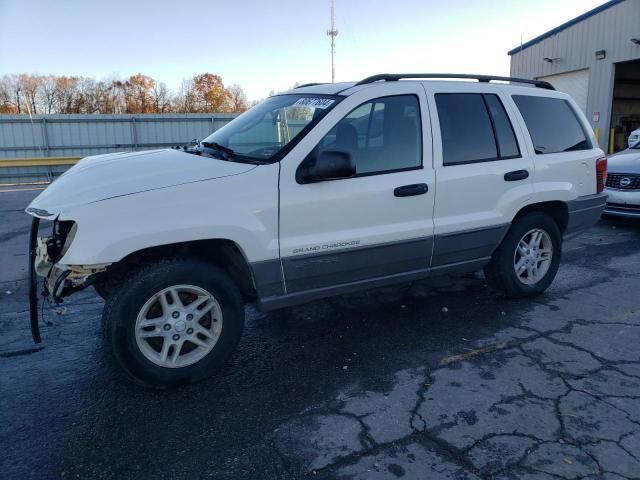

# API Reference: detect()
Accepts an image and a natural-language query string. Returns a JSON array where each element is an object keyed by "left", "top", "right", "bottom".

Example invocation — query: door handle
[
  {"left": 394, "top": 183, "right": 428, "bottom": 197},
  {"left": 504, "top": 170, "right": 529, "bottom": 182}
]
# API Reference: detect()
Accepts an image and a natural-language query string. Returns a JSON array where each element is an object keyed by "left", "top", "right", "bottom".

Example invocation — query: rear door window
[
  {"left": 512, "top": 95, "right": 591, "bottom": 154},
  {"left": 484, "top": 94, "right": 520, "bottom": 158},
  {"left": 435, "top": 93, "right": 520, "bottom": 166}
]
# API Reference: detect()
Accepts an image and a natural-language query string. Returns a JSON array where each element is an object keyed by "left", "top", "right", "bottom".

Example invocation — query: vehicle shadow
[{"left": 600, "top": 214, "right": 640, "bottom": 229}]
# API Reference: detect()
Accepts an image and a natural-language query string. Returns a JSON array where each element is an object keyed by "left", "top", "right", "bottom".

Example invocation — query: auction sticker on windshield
[{"left": 293, "top": 97, "right": 335, "bottom": 109}]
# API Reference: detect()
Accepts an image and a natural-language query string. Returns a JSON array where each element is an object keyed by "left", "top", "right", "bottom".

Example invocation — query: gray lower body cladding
[
  {"left": 430, "top": 224, "right": 509, "bottom": 266},
  {"left": 283, "top": 237, "right": 433, "bottom": 293},
  {"left": 565, "top": 193, "right": 607, "bottom": 237},
  {"left": 253, "top": 225, "right": 508, "bottom": 311},
  {"left": 252, "top": 194, "right": 604, "bottom": 311}
]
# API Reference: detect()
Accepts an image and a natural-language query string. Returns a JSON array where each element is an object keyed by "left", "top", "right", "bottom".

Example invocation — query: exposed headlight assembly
[{"left": 47, "top": 220, "right": 77, "bottom": 262}]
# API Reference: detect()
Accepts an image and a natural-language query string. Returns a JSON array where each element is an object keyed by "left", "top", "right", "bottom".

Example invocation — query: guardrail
[{"left": 0, "top": 157, "right": 81, "bottom": 185}]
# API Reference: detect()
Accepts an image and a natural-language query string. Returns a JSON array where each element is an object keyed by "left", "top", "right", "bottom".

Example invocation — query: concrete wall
[{"left": 509, "top": 0, "right": 640, "bottom": 150}]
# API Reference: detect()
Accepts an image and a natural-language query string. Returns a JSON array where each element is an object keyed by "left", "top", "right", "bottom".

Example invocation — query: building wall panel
[{"left": 510, "top": 0, "right": 640, "bottom": 150}]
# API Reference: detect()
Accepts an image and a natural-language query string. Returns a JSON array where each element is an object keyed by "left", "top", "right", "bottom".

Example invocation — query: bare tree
[
  {"left": 152, "top": 82, "right": 172, "bottom": 113},
  {"left": 39, "top": 75, "right": 57, "bottom": 114},
  {"left": 226, "top": 84, "right": 248, "bottom": 113},
  {"left": 174, "top": 79, "right": 197, "bottom": 113},
  {"left": 112, "top": 80, "right": 128, "bottom": 114}
]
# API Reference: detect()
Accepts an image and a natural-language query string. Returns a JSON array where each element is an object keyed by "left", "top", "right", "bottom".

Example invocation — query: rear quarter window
[{"left": 512, "top": 95, "right": 592, "bottom": 154}]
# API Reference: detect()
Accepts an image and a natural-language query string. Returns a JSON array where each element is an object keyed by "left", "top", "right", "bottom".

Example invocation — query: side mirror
[{"left": 298, "top": 150, "right": 356, "bottom": 183}]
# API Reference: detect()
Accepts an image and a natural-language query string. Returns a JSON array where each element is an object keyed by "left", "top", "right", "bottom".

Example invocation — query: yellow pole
[
  {"left": 594, "top": 128, "right": 600, "bottom": 143},
  {"left": 609, "top": 128, "right": 615, "bottom": 154}
]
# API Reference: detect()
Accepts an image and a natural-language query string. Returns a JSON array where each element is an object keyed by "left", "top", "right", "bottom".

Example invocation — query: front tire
[
  {"left": 484, "top": 212, "right": 562, "bottom": 298},
  {"left": 103, "top": 258, "right": 244, "bottom": 388}
]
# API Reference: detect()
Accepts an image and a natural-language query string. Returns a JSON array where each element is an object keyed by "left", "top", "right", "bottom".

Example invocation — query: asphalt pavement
[{"left": 1, "top": 187, "right": 640, "bottom": 480}]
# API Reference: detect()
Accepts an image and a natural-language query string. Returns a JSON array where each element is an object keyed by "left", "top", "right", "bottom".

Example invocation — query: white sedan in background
[
  {"left": 604, "top": 134, "right": 640, "bottom": 218},
  {"left": 628, "top": 128, "right": 640, "bottom": 149}
]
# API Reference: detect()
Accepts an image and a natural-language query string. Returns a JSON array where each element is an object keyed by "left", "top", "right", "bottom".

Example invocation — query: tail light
[{"left": 596, "top": 157, "right": 607, "bottom": 193}]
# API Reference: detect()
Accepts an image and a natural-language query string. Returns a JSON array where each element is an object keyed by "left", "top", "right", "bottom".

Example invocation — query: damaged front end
[{"left": 28, "top": 216, "right": 109, "bottom": 343}]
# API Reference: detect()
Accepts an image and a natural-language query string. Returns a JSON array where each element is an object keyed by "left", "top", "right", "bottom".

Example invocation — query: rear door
[
  {"left": 278, "top": 82, "right": 435, "bottom": 293},
  {"left": 425, "top": 83, "right": 534, "bottom": 267}
]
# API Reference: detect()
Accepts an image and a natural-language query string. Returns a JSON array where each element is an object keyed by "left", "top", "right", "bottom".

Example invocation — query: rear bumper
[{"left": 564, "top": 193, "right": 607, "bottom": 238}]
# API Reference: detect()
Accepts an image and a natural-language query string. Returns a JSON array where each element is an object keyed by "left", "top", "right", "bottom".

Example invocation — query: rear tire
[
  {"left": 103, "top": 258, "right": 244, "bottom": 388},
  {"left": 484, "top": 212, "right": 562, "bottom": 298}
]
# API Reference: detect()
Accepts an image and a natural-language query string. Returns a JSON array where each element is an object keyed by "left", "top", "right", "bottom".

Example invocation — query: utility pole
[{"left": 327, "top": 0, "right": 338, "bottom": 82}]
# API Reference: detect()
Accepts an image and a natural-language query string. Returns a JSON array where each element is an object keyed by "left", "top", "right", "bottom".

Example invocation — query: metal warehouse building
[{"left": 509, "top": 0, "right": 640, "bottom": 153}]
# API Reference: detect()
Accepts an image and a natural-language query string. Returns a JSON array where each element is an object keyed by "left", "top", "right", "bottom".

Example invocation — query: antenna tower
[{"left": 327, "top": 0, "right": 338, "bottom": 82}]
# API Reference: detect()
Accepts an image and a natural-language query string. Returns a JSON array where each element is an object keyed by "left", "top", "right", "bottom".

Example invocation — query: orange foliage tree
[{"left": 0, "top": 73, "right": 251, "bottom": 114}]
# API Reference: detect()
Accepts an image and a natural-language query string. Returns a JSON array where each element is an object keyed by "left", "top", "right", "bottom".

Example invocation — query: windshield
[{"left": 200, "top": 94, "right": 341, "bottom": 162}]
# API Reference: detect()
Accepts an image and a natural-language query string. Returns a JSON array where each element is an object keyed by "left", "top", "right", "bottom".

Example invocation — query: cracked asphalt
[{"left": 1, "top": 187, "right": 640, "bottom": 480}]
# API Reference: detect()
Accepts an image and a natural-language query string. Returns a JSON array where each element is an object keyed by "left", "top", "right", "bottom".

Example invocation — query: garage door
[{"left": 539, "top": 69, "right": 590, "bottom": 113}]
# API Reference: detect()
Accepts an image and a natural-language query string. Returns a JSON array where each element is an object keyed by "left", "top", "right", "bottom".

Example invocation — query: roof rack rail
[
  {"left": 295, "top": 82, "right": 325, "bottom": 89},
  {"left": 354, "top": 73, "right": 555, "bottom": 90}
]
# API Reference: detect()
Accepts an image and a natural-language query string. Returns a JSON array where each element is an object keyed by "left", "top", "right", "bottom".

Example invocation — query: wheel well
[
  {"left": 513, "top": 201, "right": 569, "bottom": 234},
  {"left": 100, "top": 239, "right": 257, "bottom": 300}
]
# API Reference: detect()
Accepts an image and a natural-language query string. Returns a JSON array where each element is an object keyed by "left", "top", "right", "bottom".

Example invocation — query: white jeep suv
[{"left": 26, "top": 74, "right": 607, "bottom": 387}]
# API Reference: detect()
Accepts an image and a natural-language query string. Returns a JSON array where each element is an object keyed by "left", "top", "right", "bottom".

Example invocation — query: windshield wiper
[
  {"left": 201, "top": 141, "right": 236, "bottom": 158},
  {"left": 200, "top": 141, "right": 268, "bottom": 165}
]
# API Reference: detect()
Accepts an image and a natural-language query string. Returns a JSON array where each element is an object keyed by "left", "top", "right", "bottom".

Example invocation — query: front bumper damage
[
  {"left": 29, "top": 218, "right": 41, "bottom": 342},
  {"left": 28, "top": 217, "right": 109, "bottom": 343}
]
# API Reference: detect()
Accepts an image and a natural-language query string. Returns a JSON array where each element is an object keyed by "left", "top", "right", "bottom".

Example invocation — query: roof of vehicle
[
  {"left": 283, "top": 82, "right": 357, "bottom": 96},
  {"left": 281, "top": 74, "right": 555, "bottom": 97}
]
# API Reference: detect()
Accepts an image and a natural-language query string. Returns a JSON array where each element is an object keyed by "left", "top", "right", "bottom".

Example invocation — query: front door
[{"left": 278, "top": 82, "right": 435, "bottom": 293}]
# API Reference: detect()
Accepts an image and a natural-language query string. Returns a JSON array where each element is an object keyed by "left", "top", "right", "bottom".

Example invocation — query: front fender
[{"left": 58, "top": 164, "right": 280, "bottom": 266}]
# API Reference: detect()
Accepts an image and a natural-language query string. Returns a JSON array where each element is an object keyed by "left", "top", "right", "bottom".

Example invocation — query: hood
[
  {"left": 27, "top": 149, "right": 256, "bottom": 215},
  {"left": 607, "top": 149, "right": 640, "bottom": 175}
]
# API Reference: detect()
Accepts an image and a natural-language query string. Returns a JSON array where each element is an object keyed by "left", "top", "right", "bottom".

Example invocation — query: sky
[{"left": 0, "top": 0, "right": 608, "bottom": 101}]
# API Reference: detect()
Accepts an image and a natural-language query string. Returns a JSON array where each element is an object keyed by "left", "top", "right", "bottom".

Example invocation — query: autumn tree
[
  {"left": 192, "top": 73, "right": 229, "bottom": 112},
  {"left": 124, "top": 73, "right": 155, "bottom": 113},
  {"left": 0, "top": 75, "right": 22, "bottom": 113},
  {"left": 18, "top": 74, "right": 41, "bottom": 114},
  {"left": 0, "top": 77, "right": 17, "bottom": 113},
  {"left": 55, "top": 76, "right": 80, "bottom": 113},
  {"left": 0, "top": 72, "right": 253, "bottom": 114}
]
